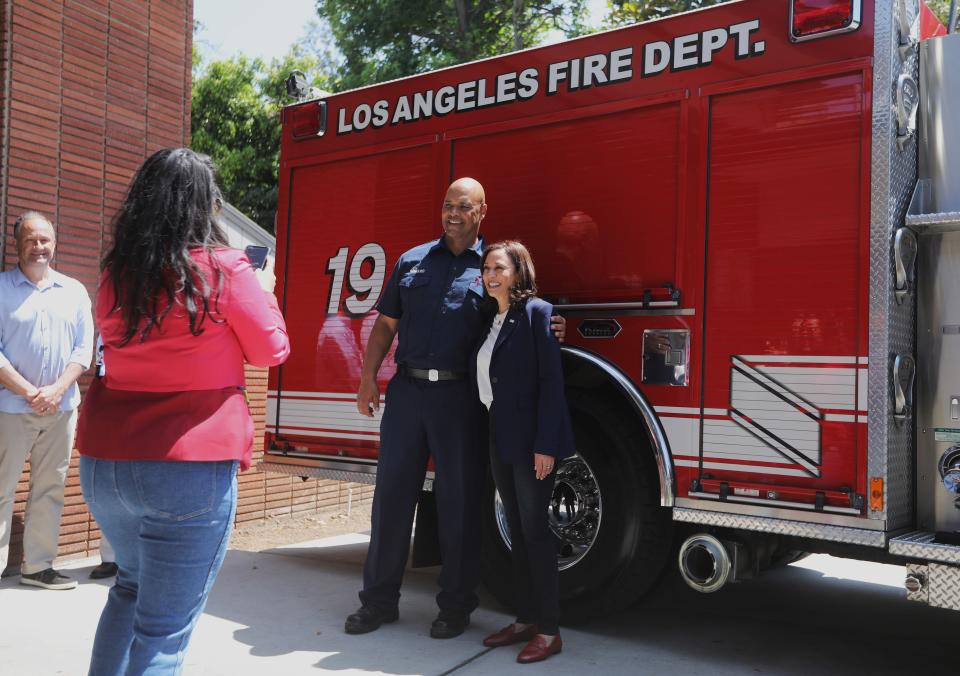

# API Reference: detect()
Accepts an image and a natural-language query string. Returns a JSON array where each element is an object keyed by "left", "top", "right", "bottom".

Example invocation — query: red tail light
[
  {"left": 790, "top": 0, "right": 862, "bottom": 42},
  {"left": 286, "top": 101, "right": 327, "bottom": 140}
]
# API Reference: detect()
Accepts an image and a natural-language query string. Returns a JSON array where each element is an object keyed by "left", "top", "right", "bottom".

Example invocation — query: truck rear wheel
[{"left": 480, "top": 392, "right": 673, "bottom": 620}]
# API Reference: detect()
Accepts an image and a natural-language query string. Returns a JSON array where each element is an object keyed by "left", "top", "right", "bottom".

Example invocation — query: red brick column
[{"left": 1, "top": 0, "right": 366, "bottom": 569}]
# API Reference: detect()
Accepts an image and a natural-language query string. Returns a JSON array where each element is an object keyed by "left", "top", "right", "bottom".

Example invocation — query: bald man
[{"left": 348, "top": 179, "right": 564, "bottom": 638}]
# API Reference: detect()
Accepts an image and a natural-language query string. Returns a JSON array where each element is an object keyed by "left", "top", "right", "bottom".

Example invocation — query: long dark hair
[
  {"left": 482, "top": 240, "right": 538, "bottom": 311},
  {"left": 103, "top": 148, "right": 229, "bottom": 345}
]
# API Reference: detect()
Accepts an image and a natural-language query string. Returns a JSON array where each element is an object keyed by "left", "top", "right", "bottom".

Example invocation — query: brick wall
[
  {"left": 0, "top": 0, "right": 365, "bottom": 569},
  {"left": 1, "top": 2, "right": 9, "bottom": 258}
]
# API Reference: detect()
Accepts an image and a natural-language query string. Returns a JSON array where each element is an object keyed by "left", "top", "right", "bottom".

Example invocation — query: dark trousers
[
  {"left": 488, "top": 408, "right": 560, "bottom": 634},
  {"left": 360, "top": 375, "right": 484, "bottom": 615}
]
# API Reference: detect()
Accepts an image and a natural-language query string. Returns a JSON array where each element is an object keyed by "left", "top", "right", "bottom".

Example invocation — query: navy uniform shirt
[{"left": 377, "top": 236, "right": 488, "bottom": 373}]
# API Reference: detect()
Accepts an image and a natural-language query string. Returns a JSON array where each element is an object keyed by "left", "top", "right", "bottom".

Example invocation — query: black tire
[{"left": 480, "top": 391, "right": 673, "bottom": 620}]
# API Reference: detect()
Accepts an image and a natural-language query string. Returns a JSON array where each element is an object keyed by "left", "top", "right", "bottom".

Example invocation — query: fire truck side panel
[
  {"left": 865, "top": 0, "right": 919, "bottom": 531},
  {"left": 450, "top": 101, "right": 682, "bottom": 303},
  {"left": 698, "top": 68, "right": 869, "bottom": 505},
  {"left": 676, "top": 1, "right": 922, "bottom": 535},
  {"left": 269, "top": 0, "right": 888, "bottom": 506},
  {"left": 268, "top": 143, "right": 442, "bottom": 460}
]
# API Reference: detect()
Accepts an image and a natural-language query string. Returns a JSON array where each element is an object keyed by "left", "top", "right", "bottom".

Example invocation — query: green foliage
[
  {"left": 317, "top": 0, "right": 588, "bottom": 91},
  {"left": 191, "top": 49, "right": 325, "bottom": 233},
  {"left": 926, "top": 0, "right": 952, "bottom": 25},
  {"left": 604, "top": 0, "right": 725, "bottom": 27}
]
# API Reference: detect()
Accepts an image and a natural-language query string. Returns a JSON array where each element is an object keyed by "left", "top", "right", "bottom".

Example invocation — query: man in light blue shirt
[{"left": 0, "top": 211, "right": 92, "bottom": 589}]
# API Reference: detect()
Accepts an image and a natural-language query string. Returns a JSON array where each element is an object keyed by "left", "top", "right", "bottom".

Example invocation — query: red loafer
[
  {"left": 482, "top": 623, "right": 538, "bottom": 648},
  {"left": 517, "top": 633, "right": 562, "bottom": 664}
]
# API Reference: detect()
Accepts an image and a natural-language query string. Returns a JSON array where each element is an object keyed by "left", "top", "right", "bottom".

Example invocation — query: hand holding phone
[
  {"left": 253, "top": 251, "right": 276, "bottom": 293},
  {"left": 245, "top": 245, "right": 271, "bottom": 270},
  {"left": 245, "top": 245, "right": 276, "bottom": 292}
]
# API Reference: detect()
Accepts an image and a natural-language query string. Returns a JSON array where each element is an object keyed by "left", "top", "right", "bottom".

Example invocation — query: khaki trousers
[{"left": 0, "top": 409, "right": 78, "bottom": 575}]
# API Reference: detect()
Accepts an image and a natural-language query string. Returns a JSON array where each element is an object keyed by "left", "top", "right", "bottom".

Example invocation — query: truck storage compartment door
[
  {"left": 449, "top": 102, "right": 682, "bottom": 304},
  {"left": 697, "top": 69, "right": 869, "bottom": 515},
  {"left": 268, "top": 143, "right": 438, "bottom": 470}
]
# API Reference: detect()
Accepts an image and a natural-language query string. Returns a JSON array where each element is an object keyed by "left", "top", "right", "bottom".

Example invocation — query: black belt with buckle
[{"left": 399, "top": 365, "right": 466, "bottom": 382}]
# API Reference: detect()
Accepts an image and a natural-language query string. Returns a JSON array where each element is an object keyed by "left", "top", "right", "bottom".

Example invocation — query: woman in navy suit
[{"left": 473, "top": 240, "right": 575, "bottom": 664}]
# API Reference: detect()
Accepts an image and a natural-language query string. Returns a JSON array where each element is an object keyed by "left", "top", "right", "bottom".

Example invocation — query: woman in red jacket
[{"left": 77, "top": 148, "right": 290, "bottom": 675}]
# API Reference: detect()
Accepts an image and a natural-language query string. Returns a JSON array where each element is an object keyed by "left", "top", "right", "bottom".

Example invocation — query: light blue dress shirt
[{"left": 0, "top": 266, "right": 93, "bottom": 413}]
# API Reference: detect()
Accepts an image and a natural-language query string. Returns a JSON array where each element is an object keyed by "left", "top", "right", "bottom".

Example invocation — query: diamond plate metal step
[
  {"left": 906, "top": 562, "right": 960, "bottom": 611},
  {"left": 907, "top": 179, "right": 960, "bottom": 232},
  {"left": 260, "top": 460, "right": 434, "bottom": 491},
  {"left": 889, "top": 531, "right": 960, "bottom": 564}
]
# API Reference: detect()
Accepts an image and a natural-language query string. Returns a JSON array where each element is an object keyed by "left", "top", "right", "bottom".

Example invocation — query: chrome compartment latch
[
  {"left": 893, "top": 227, "right": 918, "bottom": 304},
  {"left": 893, "top": 353, "right": 916, "bottom": 424}
]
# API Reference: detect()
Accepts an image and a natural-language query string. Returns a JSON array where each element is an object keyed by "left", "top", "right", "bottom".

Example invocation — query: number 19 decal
[{"left": 326, "top": 243, "right": 387, "bottom": 315}]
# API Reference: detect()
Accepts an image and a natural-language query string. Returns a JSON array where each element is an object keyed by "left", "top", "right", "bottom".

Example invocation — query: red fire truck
[{"left": 265, "top": 0, "right": 960, "bottom": 616}]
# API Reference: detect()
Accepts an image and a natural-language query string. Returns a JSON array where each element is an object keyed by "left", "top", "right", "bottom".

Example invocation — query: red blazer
[{"left": 77, "top": 247, "right": 290, "bottom": 470}]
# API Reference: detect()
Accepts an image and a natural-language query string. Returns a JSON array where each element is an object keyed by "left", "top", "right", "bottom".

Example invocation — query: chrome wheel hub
[{"left": 494, "top": 453, "right": 602, "bottom": 571}]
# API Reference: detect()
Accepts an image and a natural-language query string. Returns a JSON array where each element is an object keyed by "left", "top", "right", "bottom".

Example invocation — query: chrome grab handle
[
  {"left": 318, "top": 100, "right": 328, "bottom": 135},
  {"left": 896, "top": 74, "right": 920, "bottom": 149},
  {"left": 893, "top": 0, "right": 919, "bottom": 147},
  {"left": 893, "top": 227, "right": 918, "bottom": 304},
  {"left": 897, "top": 0, "right": 919, "bottom": 57},
  {"left": 893, "top": 353, "right": 916, "bottom": 424}
]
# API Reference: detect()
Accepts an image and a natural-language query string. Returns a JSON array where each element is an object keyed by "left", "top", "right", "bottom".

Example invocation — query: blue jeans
[{"left": 80, "top": 457, "right": 238, "bottom": 676}]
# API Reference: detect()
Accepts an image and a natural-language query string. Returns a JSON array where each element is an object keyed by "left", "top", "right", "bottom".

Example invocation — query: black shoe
[
  {"left": 20, "top": 568, "right": 78, "bottom": 590},
  {"left": 344, "top": 605, "right": 399, "bottom": 634},
  {"left": 430, "top": 610, "right": 470, "bottom": 639},
  {"left": 89, "top": 562, "right": 119, "bottom": 580}
]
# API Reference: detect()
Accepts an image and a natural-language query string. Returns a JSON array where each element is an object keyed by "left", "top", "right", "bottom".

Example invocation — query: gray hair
[{"left": 13, "top": 211, "right": 54, "bottom": 241}]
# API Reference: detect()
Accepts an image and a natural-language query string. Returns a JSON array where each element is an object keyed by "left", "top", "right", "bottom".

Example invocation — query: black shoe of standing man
[
  {"left": 430, "top": 610, "right": 470, "bottom": 639},
  {"left": 89, "top": 562, "right": 119, "bottom": 580},
  {"left": 344, "top": 605, "right": 399, "bottom": 634},
  {"left": 19, "top": 568, "right": 78, "bottom": 590}
]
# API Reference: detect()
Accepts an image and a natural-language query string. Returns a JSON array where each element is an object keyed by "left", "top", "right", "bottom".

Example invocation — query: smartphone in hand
[{"left": 244, "top": 245, "right": 271, "bottom": 270}]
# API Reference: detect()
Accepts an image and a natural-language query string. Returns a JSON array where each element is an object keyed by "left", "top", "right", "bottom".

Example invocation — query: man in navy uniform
[{"left": 347, "top": 178, "right": 562, "bottom": 638}]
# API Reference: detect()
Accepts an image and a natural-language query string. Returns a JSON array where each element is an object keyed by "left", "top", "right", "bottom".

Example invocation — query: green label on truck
[{"left": 934, "top": 428, "right": 960, "bottom": 443}]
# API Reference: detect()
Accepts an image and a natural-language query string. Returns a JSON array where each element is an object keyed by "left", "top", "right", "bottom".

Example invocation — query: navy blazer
[{"left": 471, "top": 297, "right": 576, "bottom": 464}]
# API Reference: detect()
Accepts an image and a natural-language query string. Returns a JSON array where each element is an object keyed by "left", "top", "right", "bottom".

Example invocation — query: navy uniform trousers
[{"left": 360, "top": 373, "right": 486, "bottom": 615}]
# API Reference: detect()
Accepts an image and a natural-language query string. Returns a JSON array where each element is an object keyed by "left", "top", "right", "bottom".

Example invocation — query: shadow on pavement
[
  {"left": 542, "top": 562, "right": 960, "bottom": 676},
  {"left": 202, "top": 539, "right": 960, "bottom": 675},
  {"left": 201, "top": 539, "right": 505, "bottom": 675}
]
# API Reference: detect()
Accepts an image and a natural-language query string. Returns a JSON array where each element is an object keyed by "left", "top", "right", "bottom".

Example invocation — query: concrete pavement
[{"left": 2, "top": 531, "right": 960, "bottom": 675}]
